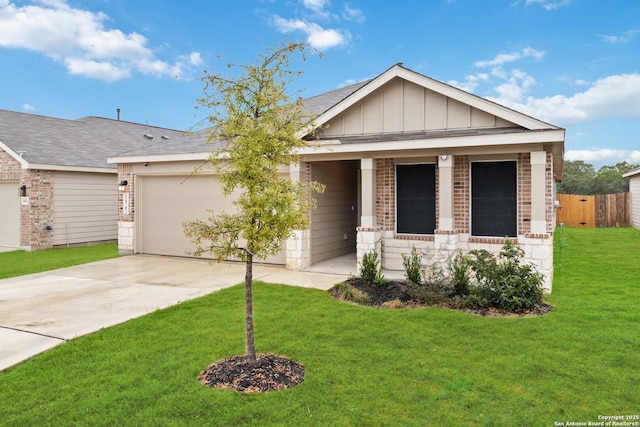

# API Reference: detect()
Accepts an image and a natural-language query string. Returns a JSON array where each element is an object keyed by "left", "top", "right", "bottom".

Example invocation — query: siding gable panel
[{"left": 322, "top": 77, "right": 517, "bottom": 138}]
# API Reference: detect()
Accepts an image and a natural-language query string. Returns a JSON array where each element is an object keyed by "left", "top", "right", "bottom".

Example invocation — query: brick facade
[
  {"left": 362, "top": 152, "right": 555, "bottom": 291},
  {"left": 1, "top": 151, "right": 56, "bottom": 250}
]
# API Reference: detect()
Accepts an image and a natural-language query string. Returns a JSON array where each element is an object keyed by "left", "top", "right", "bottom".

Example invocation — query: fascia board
[
  {"left": 298, "top": 129, "right": 565, "bottom": 156},
  {"left": 27, "top": 164, "right": 117, "bottom": 173},
  {"left": 0, "top": 140, "right": 29, "bottom": 168},
  {"left": 108, "top": 152, "right": 211, "bottom": 164},
  {"left": 623, "top": 168, "right": 640, "bottom": 178}
]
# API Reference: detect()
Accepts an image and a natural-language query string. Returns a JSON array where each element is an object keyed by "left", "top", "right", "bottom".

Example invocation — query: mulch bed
[
  {"left": 331, "top": 278, "right": 553, "bottom": 317},
  {"left": 198, "top": 353, "right": 305, "bottom": 394}
]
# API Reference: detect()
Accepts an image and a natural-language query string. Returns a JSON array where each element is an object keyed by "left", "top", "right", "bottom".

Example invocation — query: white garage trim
[
  {"left": 0, "top": 181, "right": 20, "bottom": 249},
  {"left": 137, "top": 174, "right": 285, "bottom": 264}
]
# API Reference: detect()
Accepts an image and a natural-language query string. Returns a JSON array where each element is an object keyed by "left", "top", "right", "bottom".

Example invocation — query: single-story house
[
  {"left": 0, "top": 109, "right": 183, "bottom": 250},
  {"left": 623, "top": 167, "right": 640, "bottom": 229},
  {"left": 108, "top": 64, "right": 565, "bottom": 291}
]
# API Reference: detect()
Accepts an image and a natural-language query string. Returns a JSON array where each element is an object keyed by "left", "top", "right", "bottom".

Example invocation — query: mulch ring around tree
[
  {"left": 198, "top": 353, "right": 305, "bottom": 394},
  {"left": 330, "top": 278, "right": 553, "bottom": 317}
]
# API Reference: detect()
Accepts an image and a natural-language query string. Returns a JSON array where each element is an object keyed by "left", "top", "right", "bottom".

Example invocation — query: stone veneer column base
[
  {"left": 356, "top": 227, "right": 382, "bottom": 272},
  {"left": 285, "top": 229, "right": 310, "bottom": 270},
  {"left": 118, "top": 221, "right": 135, "bottom": 256},
  {"left": 519, "top": 233, "right": 554, "bottom": 293}
]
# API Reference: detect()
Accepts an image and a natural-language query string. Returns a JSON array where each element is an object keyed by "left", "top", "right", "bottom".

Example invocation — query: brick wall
[
  {"left": 375, "top": 158, "right": 394, "bottom": 231},
  {"left": 453, "top": 155, "right": 469, "bottom": 232},
  {"left": 0, "top": 150, "right": 22, "bottom": 180},
  {"left": 21, "top": 169, "right": 54, "bottom": 249},
  {"left": 518, "top": 153, "right": 532, "bottom": 235}
]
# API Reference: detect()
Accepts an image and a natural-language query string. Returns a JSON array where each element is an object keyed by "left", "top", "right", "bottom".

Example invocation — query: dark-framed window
[
  {"left": 471, "top": 161, "right": 517, "bottom": 237},
  {"left": 396, "top": 163, "right": 436, "bottom": 234}
]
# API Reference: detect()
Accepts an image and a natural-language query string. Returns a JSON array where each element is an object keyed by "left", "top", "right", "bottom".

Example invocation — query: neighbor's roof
[
  {"left": 0, "top": 109, "right": 183, "bottom": 171},
  {"left": 623, "top": 167, "right": 640, "bottom": 178}
]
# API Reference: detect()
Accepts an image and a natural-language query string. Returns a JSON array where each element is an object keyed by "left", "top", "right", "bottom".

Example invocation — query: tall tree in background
[
  {"left": 558, "top": 160, "right": 596, "bottom": 194},
  {"left": 184, "top": 42, "right": 323, "bottom": 365},
  {"left": 559, "top": 160, "right": 638, "bottom": 194}
]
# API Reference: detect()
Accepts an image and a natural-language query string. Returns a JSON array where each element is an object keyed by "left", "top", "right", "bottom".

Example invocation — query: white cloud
[
  {"left": 272, "top": 15, "right": 349, "bottom": 50},
  {"left": 600, "top": 29, "right": 639, "bottom": 44},
  {"left": 565, "top": 149, "right": 640, "bottom": 165},
  {"left": 188, "top": 52, "right": 203, "bottom": 66},
  {"left": 343, "top": 3, "right": 365, "bottom": 23},
  {"left": 525, "top": 0, "right": 574, "bottom": 10},
  {"left": 301, "top": 0, "right": 329, "bottom": 13},
  {"left": 0, "top": 0, "right": 201, "bottom": 81},
  {"left": 493, "top": 73, "right": 640, "bottom": 125},
  {"left": 474, "top": 47, "right": 545, "bottom": 68},
  {"left": 22, "top": 103, "right": 35, "bottom": 111}
]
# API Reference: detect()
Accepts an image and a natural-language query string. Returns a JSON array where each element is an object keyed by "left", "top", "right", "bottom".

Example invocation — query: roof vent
[
  {"left": 143, "top": 134, "right": 154, "bottom": 140},
  {"left": 161, "top": 135, "right": 170, "bottom": 140}
]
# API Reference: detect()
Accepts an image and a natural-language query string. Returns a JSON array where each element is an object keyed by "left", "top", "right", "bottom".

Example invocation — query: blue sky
[{"left": 1, "top": 0, "right": 638, "bottom": 168}]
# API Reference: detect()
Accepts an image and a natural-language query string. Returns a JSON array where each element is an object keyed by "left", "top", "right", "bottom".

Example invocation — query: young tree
[{"left": 183, "top": 42, "right": 323, "bottom": 365}]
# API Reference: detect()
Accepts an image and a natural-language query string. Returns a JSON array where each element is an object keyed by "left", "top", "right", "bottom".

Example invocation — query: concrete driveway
[{"left": 0, "top": 255, "right": 347, "bottom": 371}]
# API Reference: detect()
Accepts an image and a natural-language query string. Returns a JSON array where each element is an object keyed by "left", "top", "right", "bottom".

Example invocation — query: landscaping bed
[{"left": 330, "top": 277, "right": 553, "bottom": 317}]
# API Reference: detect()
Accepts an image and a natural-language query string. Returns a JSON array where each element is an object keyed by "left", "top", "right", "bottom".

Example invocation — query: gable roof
[
  {"left": 0, "top": 109, "right": 183, "bottom": 172},
  {"left": 312, "top": 63, "right": 560, "bottom": 133}
]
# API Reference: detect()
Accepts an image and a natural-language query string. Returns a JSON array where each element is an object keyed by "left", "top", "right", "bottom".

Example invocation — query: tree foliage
[
  {"left": 558, "top": 160, "right": 638, "bottom": 195},
  {"left": 183, "top": 42, "right": 323, "bottom": 363}
]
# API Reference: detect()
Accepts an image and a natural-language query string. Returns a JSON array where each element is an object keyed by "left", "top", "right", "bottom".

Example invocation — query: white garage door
[
  {"left": 0, "top": 181, "right": 20, "bottom": 249},
  {"left": 138, "top": 175, "right": 285, "bottom": 264}
]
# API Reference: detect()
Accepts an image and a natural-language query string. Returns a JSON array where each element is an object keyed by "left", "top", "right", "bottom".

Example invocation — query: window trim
[
  {"left": 395, "top": 162, "right": 437, "bottom": 236},
  {"left": 469, "top": 159, "right": 518, "bottom": 238}
]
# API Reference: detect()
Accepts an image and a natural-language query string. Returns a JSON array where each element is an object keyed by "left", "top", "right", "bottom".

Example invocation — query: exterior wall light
[
  {"left": 118, "top": 180, "right": 128, "bottom": 192},
  {"left": 19, "top": 185, "right": 27, "bottom": 197}
]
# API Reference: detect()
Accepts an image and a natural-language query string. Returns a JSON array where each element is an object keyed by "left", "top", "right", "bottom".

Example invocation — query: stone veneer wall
[{"left": 359, "top": 153, "right": 555, "bottom": 292}]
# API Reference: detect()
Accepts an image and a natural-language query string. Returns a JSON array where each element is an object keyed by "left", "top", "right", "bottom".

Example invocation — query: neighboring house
[
  {"left": 108, "top": 64, "right": 565, "bottom": 291},
  {"left": 0, "top": 109, "right": 183, "bottom": 250},
  {"left": 623, "top": 167, "right": 640, "bottom": 229}
]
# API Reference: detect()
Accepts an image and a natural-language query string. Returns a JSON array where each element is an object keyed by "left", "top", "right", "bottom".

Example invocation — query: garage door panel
[
  {"left": 0, "top": 182, "right": 20, "bottom": 249},
  {"left": 139, "top": 175, "right": 284, "bottom": 264}
]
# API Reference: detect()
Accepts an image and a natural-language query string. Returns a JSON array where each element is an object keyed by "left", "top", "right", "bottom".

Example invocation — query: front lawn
[
  {"left": 0, "top": 243, "right": 118, "bottom": 279},
  {"left": 0, "top": 228, "right": 638, "bottom": 426}
]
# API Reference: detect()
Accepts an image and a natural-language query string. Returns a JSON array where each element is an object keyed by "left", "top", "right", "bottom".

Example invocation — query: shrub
[
  {"left": 330, "top": 282, "right": 370, "bottom": 305},
  {"left": 402, "top": 246, "right": 422, "bottom": 285},
  {"left": 360, "top": 248, "right": 385, "bottom": 285},
  {"left": 466, "top": 239, "right": 544, "bottom": 312},
  {"left": 450, "top": 251, "right": 471, "bottom": 296}
]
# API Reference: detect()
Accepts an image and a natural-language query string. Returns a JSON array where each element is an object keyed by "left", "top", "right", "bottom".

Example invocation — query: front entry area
[{"left": 309, "top": 160, "right": 359, "bottom": 264}]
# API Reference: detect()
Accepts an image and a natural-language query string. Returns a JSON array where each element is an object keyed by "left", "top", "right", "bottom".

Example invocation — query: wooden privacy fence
[{"left": 556, "top": 193, "right": 631, "bottom": 228}]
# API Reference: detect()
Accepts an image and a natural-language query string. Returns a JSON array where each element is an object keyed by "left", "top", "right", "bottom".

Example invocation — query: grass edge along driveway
[
  {"left": 0, "top": 228, "right": 638, "bottom": 426},
  {"left": 0, "top": 243, "right": 118, "bottom": 279}
]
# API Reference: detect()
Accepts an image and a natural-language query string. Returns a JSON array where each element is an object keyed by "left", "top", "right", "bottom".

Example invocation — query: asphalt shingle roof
[
  {"left": 0, "top": 79, "right": 372, "bottom": 165},
  {"left": 0, "top": 109, "right": 183, "bottom": 169}
]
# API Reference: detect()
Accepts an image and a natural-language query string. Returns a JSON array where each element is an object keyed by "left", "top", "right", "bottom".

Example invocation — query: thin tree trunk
[{"left": 245, "top": 253, "right": 256, "bottom": 364}]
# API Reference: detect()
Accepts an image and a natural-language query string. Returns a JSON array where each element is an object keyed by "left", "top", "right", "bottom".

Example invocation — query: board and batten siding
[
  {"left": 630, "top": 174, "right": 640, "bottom": 229},
  {"left": 310, "top": 160, "right": 359, "bottom": 263},
  {"left": 52, "top": 172, "right": 118, "bottom": 246},
  {"left": 321, "top": 78, "right": 514, "bottom": 137}
]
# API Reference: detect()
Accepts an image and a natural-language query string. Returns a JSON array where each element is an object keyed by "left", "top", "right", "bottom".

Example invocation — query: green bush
[
  {"left": 360, "top": 248, "right": 385, "bottom": 285},
  {"left": 466, "top": 239, "right": 544, "bottom": 312},
  {"left": 402, "top": 246, "right": 422, "bottom": 285},
  {"left": 450, "top": 251, "right": 471, "bottom": 296}
]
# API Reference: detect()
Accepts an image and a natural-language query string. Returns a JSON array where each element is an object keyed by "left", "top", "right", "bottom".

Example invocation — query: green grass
[
  {"left": 0, "top": 228, "right": 639, "bottom": 426},
  {"left": 0, "top": 243, "right": 118, "bottom": 279}
]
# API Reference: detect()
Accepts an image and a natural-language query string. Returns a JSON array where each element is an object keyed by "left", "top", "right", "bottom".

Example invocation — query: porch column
[
  {"left": 285, "top": 162, "right": 310, "bottom": 270},
  {"left": 437, "top": 154, "right": 454, "bottom": 231},
  {"left": 530, "top": 151, "right": 547, "bottom": 234},
  {"left": 360, "top": 158, "right": 376, "bottom": 228}
]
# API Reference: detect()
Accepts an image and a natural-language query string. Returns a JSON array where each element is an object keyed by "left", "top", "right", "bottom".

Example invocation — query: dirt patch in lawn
[
  {"left": 330, "top": 278, "right": 553, "bottom": 317},
  {"left": 198, "top": 353, "right": 305, "bottom": 393}
]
